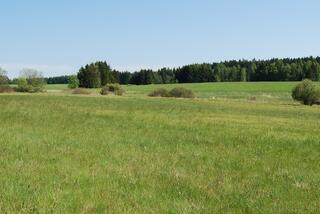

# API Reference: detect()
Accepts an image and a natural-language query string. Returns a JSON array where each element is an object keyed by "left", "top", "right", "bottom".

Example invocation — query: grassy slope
[{"left": 0, "top": 93, "right": 319, "bottom": 213}]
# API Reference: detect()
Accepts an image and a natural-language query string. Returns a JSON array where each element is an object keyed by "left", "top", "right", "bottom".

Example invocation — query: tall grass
[{"left": 0, "top": 94, "right": 319, "bottom": 212}]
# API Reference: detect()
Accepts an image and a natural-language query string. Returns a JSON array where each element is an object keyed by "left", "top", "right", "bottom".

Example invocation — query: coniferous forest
[{"left": 47, "top": 57, "right": 320, "bottom": 87}]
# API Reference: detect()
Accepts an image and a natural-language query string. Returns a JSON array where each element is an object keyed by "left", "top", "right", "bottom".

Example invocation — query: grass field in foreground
[{"left": 0, "top": 93, "right": 319, "bottom": 213}]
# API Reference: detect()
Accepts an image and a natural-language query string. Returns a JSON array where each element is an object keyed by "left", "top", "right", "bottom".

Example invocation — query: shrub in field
[
  {"left": 148, "top": 87, "right": 195, "bottom": 98},
  {"left": 248, "top": 96, "right": 257, "bottom": 101},
  {"left": 16, "top": 77, "right": 32, "bottom": 92},
  {"left": 148, "top": 88, "right": 170, "bottom": 97},
  {"left": 0, "top": 85, "right": 14, "bottom": 93},
  {"left": 72, "top": 88, "right": 91, "bottom": 95},
  {"left": 148, "top": 88, "right": 195, "bottom": 98},
  {"left": 16, "top": 69, "right": 46, "bottom": 93},
  {"left": 100, "top": 86, "right": 110, "bottom": 95},
  {"left": 16, "top": 77, "right": 45, "bottom": 93},
  {"left": 107, "top": 84, "right": 121, "bottom": 92},
  {"left": 0, "top": 68, "right": 13, "bottom": 93},
  {"left": 0, "top": 68, "right": 9, "bottom": 86},
  {"left": 0, "top": 76, "right": 9, "bottom": 85},
  {"left": 68, "top": 75, "right": 79, "bottom": 89},
  {"left": 114, "top": 88, "right": 125, "bottom": 96},
  {"left": 169, "top": 87, "right": 195, "bottom": 98},
  {"left": 100, "top": 84, "right": 125, "bottom": 96},
  {"left": 292, "top": 79, "right": 320, "bottom": 106}
]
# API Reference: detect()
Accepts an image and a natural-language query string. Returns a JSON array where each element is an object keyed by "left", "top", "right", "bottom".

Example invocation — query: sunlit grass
[
  {"left": 0, "top": 82, "right": 319, "bottom": 212},
  {"left": 45, "top": 82, "right": 302, "bottom": 101}
]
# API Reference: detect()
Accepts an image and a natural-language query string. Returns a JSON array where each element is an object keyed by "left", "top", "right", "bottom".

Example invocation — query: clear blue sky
[{"left": 1, "top": 0, "right": 320, "bottom": 77}]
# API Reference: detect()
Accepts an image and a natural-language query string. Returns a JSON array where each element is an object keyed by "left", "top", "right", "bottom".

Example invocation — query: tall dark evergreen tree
[
  {"left": 119, "top": 72, "right": 132, "bottom": 84},
  {"left": 77, "top": 61, "right": 118, "bottom": 88},
  {"left": 77, "top": 64, "right": 101, "bottom": 88},
  {"left": 96, "top": 61, "right": 112, "bottom": 86}
]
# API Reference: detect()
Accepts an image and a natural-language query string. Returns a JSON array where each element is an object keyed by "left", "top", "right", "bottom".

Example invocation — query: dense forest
[
  {"left": 47, "top": 57, "right": 320, "bottom": 87},
  {"left": 10, "top": 75, "right": 70, "bottom": 85},
  {"left": 46, "top": 76, "right": 69, "bottom": 84}
]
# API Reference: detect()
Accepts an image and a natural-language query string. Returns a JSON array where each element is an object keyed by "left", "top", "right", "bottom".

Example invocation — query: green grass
[
  {"left": 1, "top": 82, "right": 320, "bottom": 212},
  {"left": 45, "top": 82, "right": 313, "bottom": 101},
  {"left": 45, "top": 84, "right": 68, "bottom": 90},
  {"left": 123, "top": 82, "right": 303, "bottom": 101},
  {"left": 124, "top": 82, "right": 299, "bottom": 93}
]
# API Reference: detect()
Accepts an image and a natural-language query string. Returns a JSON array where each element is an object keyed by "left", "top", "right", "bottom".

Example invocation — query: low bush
[
  {"left": 100, "top": 86, "right": 110, "bottom": 95},
  {"left": 72, "top": 88, "right": 91, "bottom": 95},
  {"left": 0, "top": 68, "right": 13, "bottom": 93},
  {"left": 16, "top": 69, "right": 46, "bottom": 93},
  {"left": 292, "top": 79, "right": 320, "bottom": 106},
  {"left": 248, "top": 96, "right": 257, "bottom": 101},
  {"left": 0, "top": 75, "right": 9, "bottom": 85},
  {"left": 100, "top": 84, "right": 125, "bottom": 96},
  {"left": 68, "top": 75, "right": 79, "bottom": 89},
  {"left": 0, "top": 85, "right": 14, "bottom": 93},
  {"left": 148, "top": 87, "right": 195, "bottom": 98},
  {"left": 148, "top": 88, "right": 170, "bottom": 97},
  {"left": 169, "top": 87, "right": 195, "bottom": 98},
  {"left": 16, "top": 78, "right": 32, "bottom": 92},
  {"left": 114, "top": 88, "right": 125, "bottom": 96},
  {"left": 107, "top": 84, "right": 121, "bottom": 92}
]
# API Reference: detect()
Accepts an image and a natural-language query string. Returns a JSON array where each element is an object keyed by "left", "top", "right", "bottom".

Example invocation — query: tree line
[
  {"left": 27, "top": 56, "right": 320, "bottom": 87},
  {"left": 10, "top": 76, "right": 70, "bottom": 85}
]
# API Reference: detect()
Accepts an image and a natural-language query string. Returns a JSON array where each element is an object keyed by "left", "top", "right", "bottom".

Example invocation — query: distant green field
[
  {"left": 45, "top": 82, "right": 306, "bottom": 101},
  {"left": 45, "top": 84, "right": 68, "bottom": 90},
  {"left": 1, "top": 82, "right": 319, "bottom": 212},
  {"left": 123, "top": 82, "right": 302, "bottom": 100},
  {"left": 124, "top": 82, "right": 299, "bottom": 93}
]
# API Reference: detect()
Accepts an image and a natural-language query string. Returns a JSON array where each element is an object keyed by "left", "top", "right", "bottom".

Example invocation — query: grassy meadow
[
  {"left": 1, "top": 82, "right": 320, "bottom": 213},
  {"left": 45, "top": 82, "right": 303, "bottom": 100}
]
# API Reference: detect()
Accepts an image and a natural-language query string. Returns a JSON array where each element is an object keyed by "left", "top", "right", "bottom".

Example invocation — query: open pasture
[
  {"left": 45, "top": 82, "right": 310, "bottom": 101},
  {"left": 0, "top": 82, "right": 320, "bottom": 213}
]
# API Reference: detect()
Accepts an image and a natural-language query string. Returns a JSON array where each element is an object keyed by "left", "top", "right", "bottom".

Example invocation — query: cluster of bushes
[
  {"left": 68, "top": 75, "right": 80, "bottom": 89},
  {"left": 0, "top": 68, "right": 13, "bottom": 93},
  {"left": 292, "top": 79, "right": 320, "bottom": 106},
  {"left": 0, "top": 68, "right": 46, "bottom": 93},
  {"left": 149, "top": 87, "right": 195, "bottom": 98},
  {"left": 100, "top": 84, "right": 125, "bottom": 96},
  {"left": 0, "top": 85, "right": 14, "bottom": 93},
  {"left": 15, "top": 69, "right": 46, "bottom": 93},
  {"left": 71, "top": 88, "right": 91, "bottom": 95}
]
